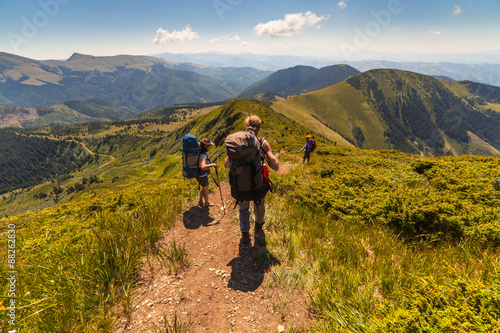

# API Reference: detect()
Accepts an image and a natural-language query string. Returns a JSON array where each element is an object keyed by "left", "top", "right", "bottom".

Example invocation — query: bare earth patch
[{"left": 113, "top": 183, "right": 311, "bottom": 333}]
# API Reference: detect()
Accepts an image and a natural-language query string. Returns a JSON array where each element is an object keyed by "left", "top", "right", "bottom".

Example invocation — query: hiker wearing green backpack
[
  {"left": 197, "top": 138, "right": 219, "bottom": 207},
  {"left": 224, "top": 115, "right": 279, "bottom": 244}
]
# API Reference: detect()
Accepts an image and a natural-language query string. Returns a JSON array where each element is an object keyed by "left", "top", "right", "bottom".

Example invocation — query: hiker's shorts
[{"left": 196, "top": 175, "right": 209, "bottom": 187}]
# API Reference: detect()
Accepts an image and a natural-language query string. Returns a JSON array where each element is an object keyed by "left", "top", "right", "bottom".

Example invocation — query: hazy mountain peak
[{"left": 67, "top": 53, "right": 96, "bottom": 61}]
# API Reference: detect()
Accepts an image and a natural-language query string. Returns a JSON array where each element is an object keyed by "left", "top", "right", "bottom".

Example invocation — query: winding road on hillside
[
  {"left": 21, "top": 133, "right": 117, "bottom": 170},
  {"left": 113, "top": 172, "right": 312, "bottom": 332},
  {"left": 72, "top": 140, "right": 116, "bottom": 169}
]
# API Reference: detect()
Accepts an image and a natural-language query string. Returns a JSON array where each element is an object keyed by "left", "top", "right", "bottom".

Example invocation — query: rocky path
[{"left": 113, "top": 182, "right": 311, "bottom": 333}]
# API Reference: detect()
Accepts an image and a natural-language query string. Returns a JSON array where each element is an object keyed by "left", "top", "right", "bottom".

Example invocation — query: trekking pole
[
  {"left": 210, "top": 154, "right": 226, "bottom": 214},
  {"left": 214, "top": 166, "right": 226, "bottom": 214}
]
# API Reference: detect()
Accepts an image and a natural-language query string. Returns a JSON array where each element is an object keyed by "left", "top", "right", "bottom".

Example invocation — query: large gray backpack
[{"left": 225, "top": 130, "right": 269, "bottom": 204}]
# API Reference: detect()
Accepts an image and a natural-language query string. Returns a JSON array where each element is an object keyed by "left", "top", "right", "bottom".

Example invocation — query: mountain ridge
[
  {"left": 239, "top": 64, "right": 361, "bottom": 100},
  {"left": 272, "top": 68, "right": 500, "bottom": 156}
]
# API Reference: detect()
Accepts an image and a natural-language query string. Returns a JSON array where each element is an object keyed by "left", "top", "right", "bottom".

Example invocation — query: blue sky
[{"left": 0, "top": 0, "right": 499, "bottom": 61}]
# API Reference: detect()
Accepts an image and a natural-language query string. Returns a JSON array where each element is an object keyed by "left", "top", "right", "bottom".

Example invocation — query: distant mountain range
[
  {"left": 1, "top": 51, "right": 500, "bottom": 158},
  {"left": 155, "top": 50, "right": 500, "bottom": 70},
  {"left": 0, "top": 52, "right": 270, "bottom": 112},
  {"left": 157, "top": 52, "right": 500, "bottom": 87},
  {"left": 155, "top": 52, "right": 333, "bottom": 71}
]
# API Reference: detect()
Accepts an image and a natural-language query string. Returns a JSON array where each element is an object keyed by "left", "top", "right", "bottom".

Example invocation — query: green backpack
[{"left": 225, "top": 130, "right": 269, "bottom": 204}]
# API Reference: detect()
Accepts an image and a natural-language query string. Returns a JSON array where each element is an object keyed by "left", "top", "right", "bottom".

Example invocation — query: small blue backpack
[{"left": 182, "top": 134, "right": 200, "bottom": 179}]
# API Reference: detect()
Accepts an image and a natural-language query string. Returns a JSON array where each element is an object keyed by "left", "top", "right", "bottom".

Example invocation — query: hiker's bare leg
[
  {"left": 304, "top": 151, "right": 311, "bottom": 164},
  {"left": 201, "top": 186, "right": 209, "bottom": 204},
  {"left": 198, "top": 187, "right": 204, "bottom": 204}
]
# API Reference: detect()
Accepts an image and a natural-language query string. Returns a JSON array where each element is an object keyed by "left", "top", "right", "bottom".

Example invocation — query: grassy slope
[
  {"left": 272, "top": 81, "right": 387, "bottom": 149},
  {"left": 1, "top": 99, "right": 500, "bottom": 332},
  {"left": 467, "top": 131, "right": 500, "bottom": 156},
  {"left": 440, "top": 80, "right": 500, "bottom": 154},
  {"left": 265, "top": 146, "right": 500, "bottom": 332}
]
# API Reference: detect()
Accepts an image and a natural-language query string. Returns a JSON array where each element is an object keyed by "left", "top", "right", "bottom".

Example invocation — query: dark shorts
[
  {"left": 303, "top": 151, "right": 311, "bottom": 159},
  {"left": 196, "top": 175, "right": 209, "bottom": 187}
]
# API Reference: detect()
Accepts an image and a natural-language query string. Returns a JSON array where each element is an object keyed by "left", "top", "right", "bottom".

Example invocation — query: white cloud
[
  {"left": 254, "top": 11, "right": 329, "bottom": 38},
  {"left": 338, "top": 1, "right": 347, "bottom": 10},
  {"left": 153, "top": 26, "right": 199, "bottom": 44},
  {"left": 429, "top": 30, "right": 443, "bottom": 35},
  {"left": 453, "top": 5, "right": 462, "bottom": 15},
  {"left": 208, "top": 35, "right": 241, "bottom": 43}
]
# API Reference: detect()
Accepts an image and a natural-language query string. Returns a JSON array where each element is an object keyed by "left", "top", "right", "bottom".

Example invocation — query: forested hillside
[
  {"left": 347, "top": 69, "right": 500, "bottom": 154},
  {"left": 62, "top": 99, "right": 138, "bottom": 121},
  {"left": 0, "top": 130, "right": 91, "bottom": 194}
]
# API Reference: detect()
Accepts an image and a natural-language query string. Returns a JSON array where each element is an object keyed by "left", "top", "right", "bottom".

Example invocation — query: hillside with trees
[
  {"left": 0, "top": 130, "right": 91, "bottom": 195},
  {"left": 273, "top": 69, "right": 500, "bottom": 156}
]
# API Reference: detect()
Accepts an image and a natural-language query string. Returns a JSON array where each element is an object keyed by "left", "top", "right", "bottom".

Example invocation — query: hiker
[
  {"left": 299, "top": 135, "right": 316, "bottom": 163},
  {"left": 224, "top": 115, "right": 279, "bottom": 244},
  {"left": 197, "top": 138, "right": 219, "bottom": 207}
]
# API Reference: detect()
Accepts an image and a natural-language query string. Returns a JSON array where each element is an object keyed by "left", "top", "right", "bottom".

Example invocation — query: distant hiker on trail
[
  {"left": 224, "top": 115, "right": 279, "bottom": 244},
  {"left": 197, "top": 138, "right": 219, "bottom": 207},
  {"left": 299, "top": 135, "right": 316, "bottom": 164}
]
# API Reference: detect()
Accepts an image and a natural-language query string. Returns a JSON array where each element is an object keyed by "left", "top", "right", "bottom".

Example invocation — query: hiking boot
[{"left": 241, "top": 232, "right": 251, "bottom": 244}]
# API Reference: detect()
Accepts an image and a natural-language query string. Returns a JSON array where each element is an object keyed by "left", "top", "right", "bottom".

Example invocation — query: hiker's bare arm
[
  {"left": 200, "top": 157, "right": 218, "bottom": 170},
  {"left": 262, "top": 141, "right": 279, "bottom": 171},
  {"left": 224, "top": 156, "right": 230, "bottom": 168}
]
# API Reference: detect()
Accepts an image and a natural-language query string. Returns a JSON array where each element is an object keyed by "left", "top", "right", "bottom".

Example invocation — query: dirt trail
[
  {"left": 73, "top": 140, "right": 115, "bottom": 169},
  {"left": 113, "top": 182, "right": 311, "bottom": 333}
]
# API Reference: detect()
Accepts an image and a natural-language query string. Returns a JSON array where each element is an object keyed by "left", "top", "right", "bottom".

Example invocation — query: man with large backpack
[
  {"left": 224, "top": 115, "right": 279, "bottom": 244},
  {"left": 299, "top": 135, "right": 316, "bottom": 164}
]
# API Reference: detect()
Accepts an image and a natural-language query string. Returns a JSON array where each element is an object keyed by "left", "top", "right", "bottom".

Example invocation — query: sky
[{"left": 0, "top": 0, "right": 499, "bottom": 62}]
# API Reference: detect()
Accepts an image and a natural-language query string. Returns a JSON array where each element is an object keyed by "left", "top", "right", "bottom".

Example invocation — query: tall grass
[
  {"left": 0, "top": 180, "right": 192, "bottom": 332},
  {"left": 263, "top": 148, "right": 500, "bottom": 332}
]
